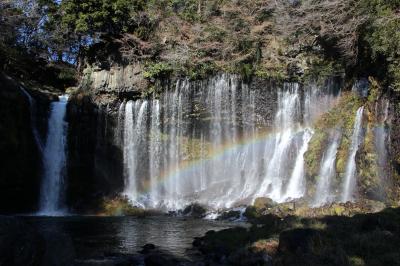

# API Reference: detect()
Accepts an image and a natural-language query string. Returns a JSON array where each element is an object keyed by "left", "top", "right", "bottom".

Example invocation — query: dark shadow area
[
  {"left": 0, "top": 73, "right": 41, "bottom": 213},
  {"left": 66, "top": 94, "right": 125, "bottom": 213},
  {"left": 194, "top": 207, "right": 400, "bottom": 266}
]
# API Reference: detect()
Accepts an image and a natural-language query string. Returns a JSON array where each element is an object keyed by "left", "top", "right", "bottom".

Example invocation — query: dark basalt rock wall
[
  {"left": 390, "top": 94, "right": 400, "bottom": 173},
  {"left": 66, "top": 94, "right": 124, "bottom": 213},
  {"left": 0, "top": 73, "right": 41, "bottom": 213}
]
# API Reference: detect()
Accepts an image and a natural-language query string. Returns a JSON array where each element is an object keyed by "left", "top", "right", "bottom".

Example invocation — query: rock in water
[{"left": 182, "top": 203, "right": 207, "bottom": 218}]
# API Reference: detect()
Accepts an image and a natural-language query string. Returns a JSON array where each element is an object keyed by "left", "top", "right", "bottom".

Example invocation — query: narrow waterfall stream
[
  {"left": 375, "top": 99, "right": 390, "bottom": 182},
  {"left": 284, "top": 128, "right": 314, "bottom": 200},
  {"left": 341, "top": 106, "right": 365, "bottom": 202},
  {"left": 118, "top": 76, "right": 340, "bottom": 210},
  {"left": 313, "top": 134, "right": 340, "bottom": 206},
  {"left": 39, "top": 95, "right": 69, "bottom": 215}
]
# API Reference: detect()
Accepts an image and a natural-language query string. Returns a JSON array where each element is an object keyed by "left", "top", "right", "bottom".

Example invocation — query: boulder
[
  {"left": 182, "top": 203, "right": 207, "bottom": 218},
  {"left": 254, "top": 197, "right": 277, "bottom": 210},
  {"left": 218, "top": 210, "right": 242, "bottom": 221}
]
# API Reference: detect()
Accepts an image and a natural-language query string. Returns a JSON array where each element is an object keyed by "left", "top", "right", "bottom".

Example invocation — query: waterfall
[
  {"left": 118, "top": 75, "right": 340, "bottom": 210},
  {"left": 257, "top": 84, "right": 302, "bottom": 202},
  {"left": 313, "top": 133, "right": 340, "bottom": 206},
  {"left": 123, "top": 100, "right": 149, "bottom": 205},
  {"left": 149, "top": 100, "right": 162, "bottom": 207},
  {"left": 39, "top": 95, "right": 69, "bottom": 215},
  {"left": 19, "top": 87, "right": 43, "bottom": 152},
  {"left": 341, "top": 106, "right": 364, "bottom": 202},
  {"left": 284, "top": 128, "right": 314, "bottom": 200},
  {"left": 375, "top": 99, "right": 390, "bottom": 181}
]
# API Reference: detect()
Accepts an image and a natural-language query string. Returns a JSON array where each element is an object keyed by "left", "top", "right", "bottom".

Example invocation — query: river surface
[{"left": 20, "top": 215, "right": 241, "bottom": 264}]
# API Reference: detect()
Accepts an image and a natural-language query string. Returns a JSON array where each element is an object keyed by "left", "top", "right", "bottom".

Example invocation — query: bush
[{"left": 143, "top": 62, "right": 174, "bottom": 79}]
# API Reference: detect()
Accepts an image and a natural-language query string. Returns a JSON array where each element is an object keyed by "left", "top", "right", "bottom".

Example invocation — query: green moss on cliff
[
  {"left": 305, "top": 129, "right": 329, "bottom": 179},
  {"left": 305, "top": 92, "right": 364, "bottom": 187},
  {"left": 357, "top": 108, "right": 381, "bottom": 199}
]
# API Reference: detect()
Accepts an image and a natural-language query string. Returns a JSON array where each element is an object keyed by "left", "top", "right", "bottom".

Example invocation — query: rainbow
[{"left": 137, "top": 127, "right": 307, "bottom": 195}]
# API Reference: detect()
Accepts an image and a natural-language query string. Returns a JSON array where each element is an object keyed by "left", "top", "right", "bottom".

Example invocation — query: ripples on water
[{"left": 21, "top": 216, "right": 239, "bottom": 261}]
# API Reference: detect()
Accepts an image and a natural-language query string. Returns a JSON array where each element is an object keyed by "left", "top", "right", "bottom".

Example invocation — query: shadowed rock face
[
  {"left": 0, "top": 73, "right": 42, "bottom": 213},
  {"left": 66, "top": 95, "right": 124, "bottom": 213},
  {"left": 390, "top": 93, "right": 400, "bottom": 173}
]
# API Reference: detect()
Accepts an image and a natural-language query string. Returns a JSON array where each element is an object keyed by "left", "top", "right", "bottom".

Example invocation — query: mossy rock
[
  {"left": 333, "top": 205, "right": 346, "bottom": 216},
  {"left": 253, "top": 197, "right": 277, "bottom": 210},
  {"left": 101, "top": 196, "right": 146, "bottom": 217},
  {"left": 304, "top": 129, "right": 328, "bottom": 178}
]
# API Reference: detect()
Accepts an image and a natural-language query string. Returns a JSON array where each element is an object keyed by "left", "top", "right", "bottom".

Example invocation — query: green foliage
[
  {"left": 204, "top": 25, "right": 226, "bottom": 42},
  {"left": 367, "top": 77, "right": 381, "bottom": 103},
  {"left": 184, "top": 61, "right": 218, "bottom": 80},
  {"left": 254, "top": 68, "right": 287, "bottom": 81},
  {"left": 143, "top": 62, "right": 173, "bottom": 79},
  {"left": 168, "top": 0, "right": 200, "bottom": 22},
  {"left": 304, "top": 59, "right": 344, "bottom": 83},
  {"left": 255, "top": 7, "right": 274, "bottom": 22},
  {"left": 102, "top": 196, "right": 146, "bottom": 216},
  {"left": 305, "top": 92, "right": 364, "bottom": 184},
  {"left": 60, "top": 0, "right": 146, "bottom": 35},
  {"left": 304, "top": 129, "right": 329, "bottom": 179},
  {"left": 362, "top": 0, "right": 400, "bottom": 59},
  {"left": 238, "top": 63, "right": 253, "bottom": 82},
  {"left": 360, "top": 0, "right": 400, "bottom": 90}
]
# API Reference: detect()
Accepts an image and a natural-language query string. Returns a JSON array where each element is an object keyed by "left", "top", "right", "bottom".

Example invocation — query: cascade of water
[
  {"left": 375, "top": 99, "right": 390, "bottom": 178},
  {"left": 19, "top": 87, "right": 44, "bottom": 152},
  {"left": 123, "top": 100, "right": 149, "bottom": 205},
  {"left": 313, "top": 134, "right": 340, "bottom": 206},
  {"left": 39, "top": 95, "right": 69, "bottom": 215},
  {"left": 341, "top": 106, "right": 364, "bottom": 202},
  {"left": 256, "top": 84, "right": 301, "bottom": 202},
  {"left": 284, "top": 128, "right": 314, "bottom": 200},
  {"left": 119, "top": 75, "right": 340, "bottom": 210},
  {"left": 116, "top": 101, "right": 126, "bottom": 146},
  {"left": 149, "top": 100, "right": 162, "bottom": 207}
]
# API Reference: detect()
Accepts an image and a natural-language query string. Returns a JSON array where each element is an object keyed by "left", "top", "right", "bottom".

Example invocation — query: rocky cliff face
[
  {"left": 66, "top": 94, "right": 124, "bottom": 213},
  {"left": 84, "top": 64, "right": 148, "bottom": 98},
  {"left": 0, "top": 73, "right": 42, "bottom": 213}
]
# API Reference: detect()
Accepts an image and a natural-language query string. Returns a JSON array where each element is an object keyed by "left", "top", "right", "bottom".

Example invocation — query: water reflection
[{"left": 22, "top": 216, "right": 238, "bottom": 261}]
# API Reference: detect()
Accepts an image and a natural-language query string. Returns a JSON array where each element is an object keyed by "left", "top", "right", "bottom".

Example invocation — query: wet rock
[
  {"left": 141, "top": 243, "right": 156, "bottom": 254},
  {"left": 245, "top": 200, "right": 296, "bottom": 220},
  {"left": 182, "top": 203, "right": 207, "bottom": 218},
  {"left": 254, "top": 197, "right": 277, "bottom": 210},
  {"left": 102, "top": 196, "right": 146, "bottom": 216},
  {"left": 218, "top": 210, "right": 242, "bottom": 221}
]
